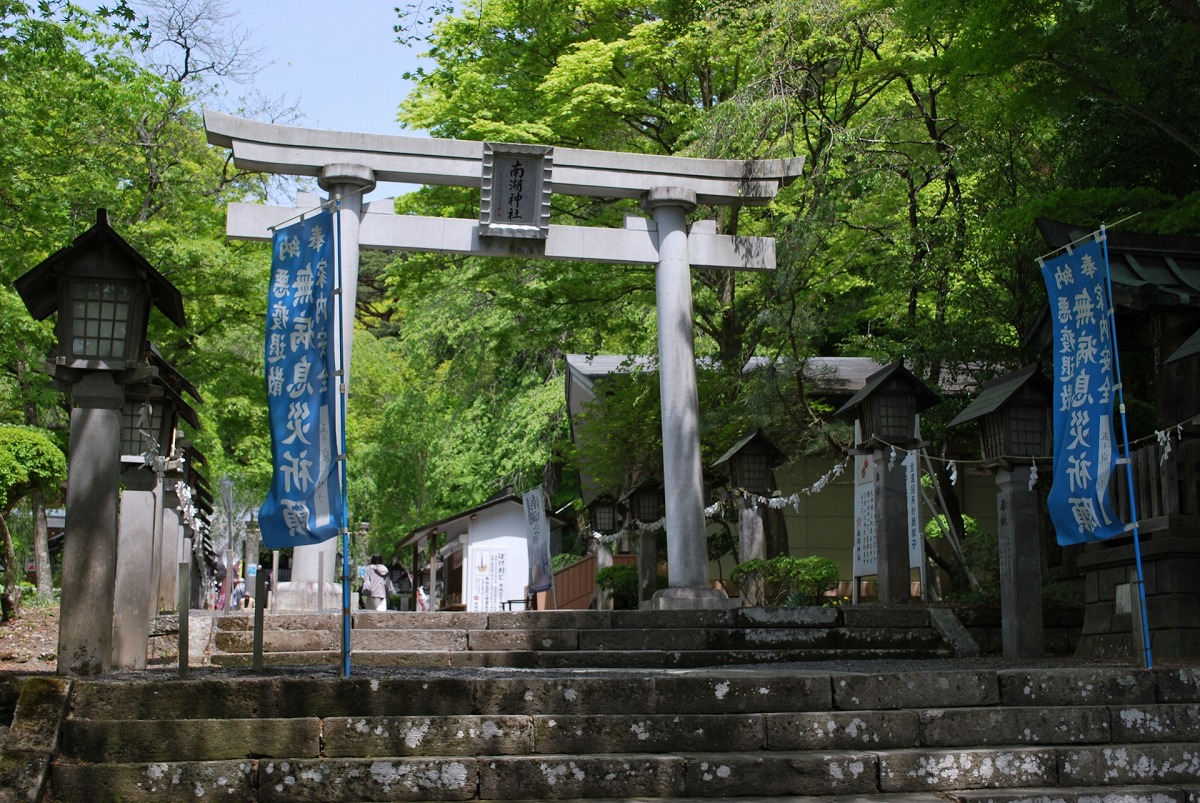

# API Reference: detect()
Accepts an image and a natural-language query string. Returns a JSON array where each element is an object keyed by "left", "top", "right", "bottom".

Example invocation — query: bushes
[
  {"left": 730, "top": 555, "right": 840, "bottom": 607},
  {"left": 594, "top": 564, "right": 667, "bottom": 609},
  {"left": 594, "top": 564, "right": 639, "bottom": 609}
]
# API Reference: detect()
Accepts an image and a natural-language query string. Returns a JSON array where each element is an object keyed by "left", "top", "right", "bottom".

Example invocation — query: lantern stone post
[
  {"left": 836, "top": 360, "right": 940, "bottom": 605},
  {"left": 13, "top": 210, "right": 185, "bottom": 675},
  {"left": 949, "top": 363, "right": 1051, "bottom": 657}
]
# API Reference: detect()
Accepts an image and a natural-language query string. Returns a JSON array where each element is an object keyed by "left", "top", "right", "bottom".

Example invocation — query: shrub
[
  {"left": 595, "top": 564, "right": 640, "bottom": 609},
  {"left": 730, "top": 555, "right": 840, "bottom": 607}
]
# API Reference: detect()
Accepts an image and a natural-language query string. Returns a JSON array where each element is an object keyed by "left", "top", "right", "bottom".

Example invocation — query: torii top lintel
[{"left": 204, "top": 111, "right": 804, "bottom": 206}]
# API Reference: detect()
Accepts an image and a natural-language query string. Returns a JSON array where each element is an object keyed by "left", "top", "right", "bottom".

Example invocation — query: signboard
[
  {"left": 470, "top": 549, "right": 506, "bottom": 611},
  {"left": 479, "top": 143, "right": 553, "bottom": 239},
  {"left": 852, "top": 452, "right": 924, "bottom": 600},
  {"left": 904, "top": 450, "right": 923, "bottom": 567},
  {"left": 852, "top": 456, "right": 876, "bottom": 578}
]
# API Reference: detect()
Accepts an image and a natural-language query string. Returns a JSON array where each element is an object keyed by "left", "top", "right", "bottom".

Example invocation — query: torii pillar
[
  {"left": 205, "top": 112, "right": 802, "bottom": 609},
  {"left": 282, "top": 164, "right": 376, "bottom": 610},
  {"left": 643, "top": 188, "right": 716, "bottom": 604}
]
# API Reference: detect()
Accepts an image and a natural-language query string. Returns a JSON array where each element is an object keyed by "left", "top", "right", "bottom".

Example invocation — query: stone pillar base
[
  {"left": 652, "top": 586, "right": 737, "bottom": 610},
  {"left": 270, "top": 581, "right": 345, "bottom": 612}
]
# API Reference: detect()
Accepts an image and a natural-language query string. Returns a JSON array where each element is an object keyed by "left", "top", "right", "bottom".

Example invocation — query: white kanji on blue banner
[
  {"left": 1040, "top": 237, "right": 1125, "bottom": 545},
  {"left": 259, "top": 211, "right": 344, "bottom": 548}
]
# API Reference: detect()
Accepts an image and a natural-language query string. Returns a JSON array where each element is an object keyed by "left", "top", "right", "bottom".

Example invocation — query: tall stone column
[
  {"left": 276, "top": 163, "right": 375, "bottom": 610},
  {"left": 997, "top": 466, "right": 1044, "bottom": 657},
  {"left": 58, "top": 372, "right": 124, "bottom": 675},
  {"left": 872, "top": 450, "right": 911, "bottom": 604},
  {"left": 642, "top": 188, "right": 728, "bottom": 609}
]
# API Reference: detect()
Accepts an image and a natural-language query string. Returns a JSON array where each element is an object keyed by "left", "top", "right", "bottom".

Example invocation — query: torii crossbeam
[{"left": 206, "top": 111, "right": 803, "bottom": 610}]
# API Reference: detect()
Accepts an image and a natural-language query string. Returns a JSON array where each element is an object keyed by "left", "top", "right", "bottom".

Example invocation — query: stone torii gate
[{"left": 205, "top": 111, "right": 803, "bottom": 610}]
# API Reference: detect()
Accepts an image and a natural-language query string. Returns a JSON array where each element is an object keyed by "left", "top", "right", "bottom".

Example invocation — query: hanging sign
[
  {"left": 259, "top": 210, "right": 344, "bottom": 548},
  {"left": 1040, "top": 236, "right": 1125, "bottom": 545},
  {"left": 523, "top": 486, "right": 554, "bottom": 594},
  {"left": 480, "top": 143, "right": 553, "bottom": 239}
]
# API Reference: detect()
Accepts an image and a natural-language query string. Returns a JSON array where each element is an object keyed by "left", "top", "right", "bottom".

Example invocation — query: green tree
[{"left": 0, "top": 426, "right": 66, "bottom": 620}]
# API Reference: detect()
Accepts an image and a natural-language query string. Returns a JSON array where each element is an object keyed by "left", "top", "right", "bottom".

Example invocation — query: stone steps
[
  {"left": 205, "top": 606, "right": 965, "bottom": 669},
  {"left": 32, "top": 663, "right": 1200, "bottom": 801}
]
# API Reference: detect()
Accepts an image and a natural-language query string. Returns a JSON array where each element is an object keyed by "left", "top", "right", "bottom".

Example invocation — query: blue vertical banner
[
  {"left": 1040, "top": 237, "right": 1125, "bottom": 545},
  {"left": 259, "top": 210, "right": 345, "bottom": 548}
]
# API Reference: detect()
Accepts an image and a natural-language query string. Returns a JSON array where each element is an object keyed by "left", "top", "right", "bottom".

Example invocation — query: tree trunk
[
  {"left": 0, "top": 513, "right": 21, "bottom": 621},
  {"left": 31, "top": 487, "right": 53, "bottom": 599}
]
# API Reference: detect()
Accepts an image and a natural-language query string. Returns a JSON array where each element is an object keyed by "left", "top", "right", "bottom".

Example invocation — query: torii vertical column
[
  {"left": 277, "top": 163, "right": 375, "bottom": 611},
  {"left": 643, "top": 188, "right": 726, "bottom": 608}
]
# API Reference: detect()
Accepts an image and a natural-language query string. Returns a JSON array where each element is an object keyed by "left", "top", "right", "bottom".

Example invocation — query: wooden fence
[
  {"left": 535, "top": 553, "right": 638, "bottom": 610},
  {"left": 1110, "top": 438, "right": 1200, "bottom": 530}
]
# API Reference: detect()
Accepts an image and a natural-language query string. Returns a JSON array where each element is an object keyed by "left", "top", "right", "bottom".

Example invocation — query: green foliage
[
  {"left": 730, "top": 555, "right": 841, "bottom": 607},
  {"left": 594, "top": 564, "right": 640, "bottom": 610},
  {"left": 0, "top": 426, "right": 66, "bottom": 513},
  {"left": 551, "top": 552, "right": 585, "bottom": 573},
  {"left": 926, "top": 514, "right": 997, "bottom": 583}
]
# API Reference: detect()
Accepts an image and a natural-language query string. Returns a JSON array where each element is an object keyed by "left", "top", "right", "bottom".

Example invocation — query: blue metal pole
[
  {"left": 1101, "top": 227, "right": 1153, "bottom": 669},
  {"left": 335, "top": 197, "right": 352, "bottom": 679}
]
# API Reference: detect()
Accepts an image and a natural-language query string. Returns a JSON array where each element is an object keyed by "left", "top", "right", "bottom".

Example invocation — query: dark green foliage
[
  {"left": 730, "top": 555, "right": 841, "bottom": 607},
  {"left": 592, "top": 564, "right": 664, "bottom": 610}
]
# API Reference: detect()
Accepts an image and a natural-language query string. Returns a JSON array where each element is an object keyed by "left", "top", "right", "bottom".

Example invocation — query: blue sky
[
  {"left": 77, "top": 1, "right": 436, "bottom": 201},
  {"left": 213, "top": 1, "right": 433, "bottom": 201}
]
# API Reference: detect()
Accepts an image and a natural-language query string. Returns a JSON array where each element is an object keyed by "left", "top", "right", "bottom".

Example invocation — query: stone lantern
[
  {"left": 712, "top": 431, "right": 788, "bottom": 606},
  {"left": 113, "top": 363, "right": 200, "bottom": 669},
  {"left": 837, "top": 360, "right": 940, "bottom": 450},
  {"left": 587, "top": 494, "right": 621, "bottom": 609},
  {"left": 835, "top": 360, "right": 940, "bottom": 604},
  {"left": 620, "top": 479, "right": 665, "bottom": 606},
  {"left": 949, "top": 364, "right": 1052, "bottom": 657},
  {"left": 713, "top": 430, "right": 788, "bottom": 495},
  {"left": 588, "top": 494, "right": 621, "bottom": 535},
  {"left": 13, "top": 209, "right": 185, "bottom": 675},
  {"left": 621, "top": 480, "right": 665, "bottom": 526}
]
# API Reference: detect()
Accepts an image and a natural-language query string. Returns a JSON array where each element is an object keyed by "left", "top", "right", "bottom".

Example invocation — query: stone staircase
[
  {"left": 205, "top": 606, "right": 970, "bottom": 669},
  {"left": 11, "top": 661, "right": 1198, "bottom": 802}
]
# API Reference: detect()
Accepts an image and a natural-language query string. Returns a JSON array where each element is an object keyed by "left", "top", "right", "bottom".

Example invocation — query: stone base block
[{"left": 652, "top": 586, "right": 736, "bottom": 610}]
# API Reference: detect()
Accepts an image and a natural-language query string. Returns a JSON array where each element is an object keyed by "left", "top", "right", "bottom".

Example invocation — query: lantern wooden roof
[
  {"left": 711, "top": 430, "right": 787, "bottom": 469},
  {"left": 833, "top": 360, "right": 941, "bottom": 419},
  {"left": 947, "top": 364, "right": 1051, "bottom": 428},
  {"left": 13, "top": 209, "right": 186, "bottom": 327}
]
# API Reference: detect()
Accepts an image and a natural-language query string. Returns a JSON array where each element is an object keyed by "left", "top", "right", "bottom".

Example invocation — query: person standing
[{"left": 361, "top": 554, "right": 393, "bottom": 611}]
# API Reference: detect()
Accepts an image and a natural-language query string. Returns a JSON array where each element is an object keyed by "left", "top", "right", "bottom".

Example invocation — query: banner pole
[{"left": 1101, "top": 227, "right": 1153, "bottom": 669}]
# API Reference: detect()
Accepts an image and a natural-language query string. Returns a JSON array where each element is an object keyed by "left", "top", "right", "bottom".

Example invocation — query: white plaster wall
[{"left": 463, "top": 503, "right": 531, "bottom": 612}]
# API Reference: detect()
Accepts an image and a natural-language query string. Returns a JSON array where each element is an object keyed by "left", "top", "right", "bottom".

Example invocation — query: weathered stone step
[
  {"left": 61, "top": 701, "right": 1200, "bottom": 764},
  {"left": 47, "top": 744, "right": 1200, "bottom": 801},
  {"left": 67, "top": 667, "right": 1200, "bottom": 721},
  {"left": 947, "top": 786, "right": 1200, "bottom": 802},
  {"left": 210, "top": 646, "right": 955, "bottom": 670},
  {"left": 204, "top": 605, "right": 962, "bottom": 669}
]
